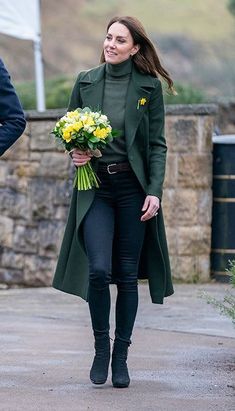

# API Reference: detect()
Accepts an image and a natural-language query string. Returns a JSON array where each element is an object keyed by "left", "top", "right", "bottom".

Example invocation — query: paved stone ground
[{"left": 0, "top": 283, "right": 234, "bottom": 411}]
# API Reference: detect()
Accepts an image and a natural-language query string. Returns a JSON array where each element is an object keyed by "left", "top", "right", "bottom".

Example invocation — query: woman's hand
[
  {"left": 70, "top": 148, "right": 92, "bottom": 167},
  {"left": 141, "top": 195, "right": 160, "bottom": 221}
]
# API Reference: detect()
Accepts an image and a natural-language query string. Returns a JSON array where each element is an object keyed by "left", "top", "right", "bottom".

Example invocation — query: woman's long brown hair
[{"left": 100, "top": 16, "right": 176, "bottom": 94}]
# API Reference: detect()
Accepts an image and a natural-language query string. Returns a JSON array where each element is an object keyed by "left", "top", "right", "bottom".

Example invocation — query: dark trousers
[{"left": 83, "top": 168, "right": 146, "bottom": 344}]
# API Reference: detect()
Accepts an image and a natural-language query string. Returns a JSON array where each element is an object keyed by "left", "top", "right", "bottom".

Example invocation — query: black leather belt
[{"left": 98, "top": 162, "right": 131, "bottom": 174}]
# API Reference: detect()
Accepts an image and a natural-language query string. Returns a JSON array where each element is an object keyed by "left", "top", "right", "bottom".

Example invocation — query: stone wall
[
  {"left": 163, "top": 105, "right": 217, "bottom": 282},
  {"left": 0, "top": 105, "right": 217, "bottom": 287},
  {"left": 216, "top": 100, "right": 235, "bottom": 134}
]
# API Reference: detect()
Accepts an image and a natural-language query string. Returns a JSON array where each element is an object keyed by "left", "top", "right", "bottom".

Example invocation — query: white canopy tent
[{"left": 0, "top": 0, "right": 45, "bottom": 111}]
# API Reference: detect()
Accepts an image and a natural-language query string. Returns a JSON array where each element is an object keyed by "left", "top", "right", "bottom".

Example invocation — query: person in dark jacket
[
  {"left": 53, "top": 16, "right": 175, "bottom": 388},
  {"left": 0, "top": 58, "right": 26, "bottom": 156}
]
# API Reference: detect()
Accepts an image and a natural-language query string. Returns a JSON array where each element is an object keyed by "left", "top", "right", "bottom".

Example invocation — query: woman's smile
[{"left": 106, "top": 50, "right": 117, "bottom": 57}]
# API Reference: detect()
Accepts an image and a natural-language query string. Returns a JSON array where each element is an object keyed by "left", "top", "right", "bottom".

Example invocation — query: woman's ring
[{"left": 154, "top": 211, "right": 158, "bottom": 216}]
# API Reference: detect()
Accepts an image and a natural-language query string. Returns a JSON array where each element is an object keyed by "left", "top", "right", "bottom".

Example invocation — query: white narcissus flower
[
  {"left": 100, "top": 114, "right": 107, "bottom": 122},
  {"left": 83, "top": 124, "right": 95, "bottom": 133}
]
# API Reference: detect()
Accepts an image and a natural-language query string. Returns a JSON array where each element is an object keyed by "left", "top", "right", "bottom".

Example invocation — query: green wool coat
[{"left": 52, "top": 62, "right": 174, "bottom": 304}]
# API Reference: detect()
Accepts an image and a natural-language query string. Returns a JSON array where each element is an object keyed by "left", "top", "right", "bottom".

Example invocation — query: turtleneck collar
[{"left": 106, "top": 57, "right": 132, "bottom": 77}]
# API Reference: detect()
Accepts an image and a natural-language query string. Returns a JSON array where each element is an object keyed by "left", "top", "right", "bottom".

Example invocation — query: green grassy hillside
[
  {"left": 116, "top": 0, "right": 235, "bottom": 41},
  {"left": 1, "top": 0, "right": 235, "bottom": 104},
  {"left": 74, "top": 0, "right": 235, "bottom": 99}
]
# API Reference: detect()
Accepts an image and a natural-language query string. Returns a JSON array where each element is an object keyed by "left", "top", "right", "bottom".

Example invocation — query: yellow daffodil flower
[
  {"left": 62, "top": 131, "right": 72, "bottom": 142},
  {"left": 72, "top": 121, "right": 83, "bottom": 132},
  {"left": 93, "top": 127, "right": 108, "bottom": 139},
  {"left": 137, "top": 97, "right": 147, "bottom": 109},
  {"left": 67, "top": 111, "right": 80, "bottom": 119},
  {"left": 83, "top": 116, "right": 95, "bottom": 127}
]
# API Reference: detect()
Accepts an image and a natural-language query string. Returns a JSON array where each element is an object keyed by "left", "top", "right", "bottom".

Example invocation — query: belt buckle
[{"left": 107, "top": 163, "right": 117, "bottom": 174}]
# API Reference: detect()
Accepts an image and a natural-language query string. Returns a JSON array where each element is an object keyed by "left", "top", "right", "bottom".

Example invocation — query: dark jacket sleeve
[
  {"left": 147, "top": 79, "right": 167, "bottom": 200},
  {"left": 0, "top": 59, "right": 26, "bottom": 156}
]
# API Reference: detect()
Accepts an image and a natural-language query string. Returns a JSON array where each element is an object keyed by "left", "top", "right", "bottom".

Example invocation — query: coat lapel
[
  {"left": 79, "top": 64, "right": 106, "bottom": 111},
  {"left": 79, "top": 63, "right": 156, "bottom": 151},
  {"left": 125, "top": 66, "right": 155, "bottom": 151}
]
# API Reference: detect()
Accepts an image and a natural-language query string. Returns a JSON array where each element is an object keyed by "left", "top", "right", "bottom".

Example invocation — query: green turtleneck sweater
[{"left": 100, "top": 58, "right": 132, "bottom": 163}]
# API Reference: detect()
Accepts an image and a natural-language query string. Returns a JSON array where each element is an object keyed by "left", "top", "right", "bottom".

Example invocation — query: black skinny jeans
[{"left": 83, "top": 167, "right": 146, "bottom": 344}]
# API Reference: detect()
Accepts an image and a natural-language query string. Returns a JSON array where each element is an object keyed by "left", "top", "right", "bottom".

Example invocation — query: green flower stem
[{"left": 73, "top": 161, "right": 99, "bottom": 190}]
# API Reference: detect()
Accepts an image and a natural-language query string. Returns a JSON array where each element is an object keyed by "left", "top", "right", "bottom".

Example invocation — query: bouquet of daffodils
[{"left": 52, "top": 107, "right": 118, "bottom": 190}]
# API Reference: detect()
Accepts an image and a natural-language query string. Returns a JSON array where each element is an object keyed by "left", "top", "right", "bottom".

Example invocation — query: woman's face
[{"left": 103, "top": 22, "right": 139, "bottom": 64}]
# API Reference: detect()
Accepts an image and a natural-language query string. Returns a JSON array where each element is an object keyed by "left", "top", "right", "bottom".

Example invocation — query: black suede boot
[
  {"left": 111, "top": 339, "right": 130, "bottom": 388},
  {"left": 90, "top": 334, "right": 110, "bottom": 384}
]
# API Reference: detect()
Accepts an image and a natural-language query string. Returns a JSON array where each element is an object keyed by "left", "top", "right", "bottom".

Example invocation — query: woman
[{"left": 53, "top": 16, "right": 174, "bottom": 388}]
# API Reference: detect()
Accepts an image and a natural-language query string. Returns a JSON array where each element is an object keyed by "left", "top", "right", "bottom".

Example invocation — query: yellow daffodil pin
[{"left": 137, "top": 97, "right": 147, "bottom": 109}]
